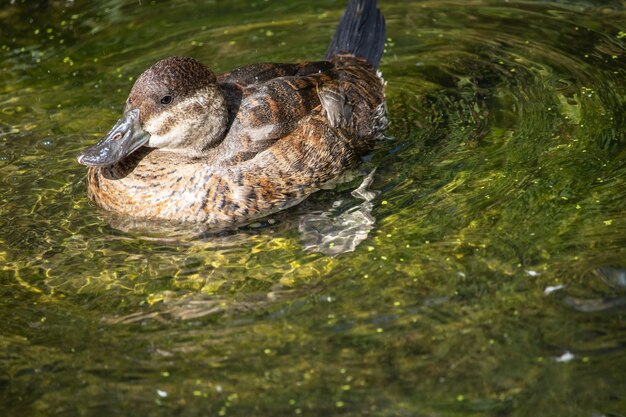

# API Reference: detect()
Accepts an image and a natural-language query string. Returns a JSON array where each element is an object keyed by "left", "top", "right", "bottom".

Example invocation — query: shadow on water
[{"left": 1, "top": 1, "right": 625, "bottom": 416}]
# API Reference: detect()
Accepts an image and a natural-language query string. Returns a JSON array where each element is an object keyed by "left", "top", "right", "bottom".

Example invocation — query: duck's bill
[{"left": 77, "top": 108, "right": 150, "bottom": 167}]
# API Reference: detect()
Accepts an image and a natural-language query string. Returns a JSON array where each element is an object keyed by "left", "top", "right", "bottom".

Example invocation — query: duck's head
[{"left": 77, "top": 56, "right": 228, "bottom": 167}]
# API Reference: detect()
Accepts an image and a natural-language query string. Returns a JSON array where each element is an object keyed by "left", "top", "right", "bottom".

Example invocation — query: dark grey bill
[{"left": 77, "top": 108, "right": 150, "bottom": 167}]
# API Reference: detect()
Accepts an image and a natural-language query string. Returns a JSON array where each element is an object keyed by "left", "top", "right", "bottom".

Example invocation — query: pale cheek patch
[
  {"left": 145, "top": 97, "right": 207, "bottom": 149},
  {"left": 148, "top": 121, "right": 193, "bottom": 149}
]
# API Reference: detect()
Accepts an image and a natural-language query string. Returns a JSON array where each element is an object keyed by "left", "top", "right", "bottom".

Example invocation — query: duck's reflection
[{"left": 299, "top": 169, "right": 377, "bottom": 256}]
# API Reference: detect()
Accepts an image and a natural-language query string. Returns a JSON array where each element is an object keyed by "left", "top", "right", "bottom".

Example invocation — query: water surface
[{"left": 1, "top": 1, "right": 625, "bottom": 416}]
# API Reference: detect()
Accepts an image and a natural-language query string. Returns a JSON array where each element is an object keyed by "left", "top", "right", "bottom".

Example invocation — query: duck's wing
[
  {"left": 217, "top": 57, "right": 385, "bottom": 165},
  {"left": 218, "top": 61, "right": 333, "bottom": 122},
  {"left": 217, "top": 62, "right": 339, "bottom": 163}
]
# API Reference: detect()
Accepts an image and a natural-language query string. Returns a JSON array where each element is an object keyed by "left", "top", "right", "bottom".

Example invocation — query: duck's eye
[{"left": 160, "top": 95, "right": 173, "bottom": 105}]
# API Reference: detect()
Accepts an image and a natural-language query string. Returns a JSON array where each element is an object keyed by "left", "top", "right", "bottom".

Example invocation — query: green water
[{"left": 1, "top": 0, "right": 625, "bottom": 416}]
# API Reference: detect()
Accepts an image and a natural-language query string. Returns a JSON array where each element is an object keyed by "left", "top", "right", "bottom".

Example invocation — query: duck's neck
[{"left": 191, "top": 87, "right": 230, "bottom": 156}]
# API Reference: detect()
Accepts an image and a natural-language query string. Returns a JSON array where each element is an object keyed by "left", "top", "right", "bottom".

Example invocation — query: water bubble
[
  {"left": 554, "top": 351, "right": 574, "bottom": 363},
  {"left": 40, "top": 138, "right": 55, "bottom": 149}
]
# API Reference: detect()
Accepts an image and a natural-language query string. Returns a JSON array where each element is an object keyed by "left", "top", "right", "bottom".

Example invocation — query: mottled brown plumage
[{"left": 78, "top": 0, "right": 387, "bottom": 226}]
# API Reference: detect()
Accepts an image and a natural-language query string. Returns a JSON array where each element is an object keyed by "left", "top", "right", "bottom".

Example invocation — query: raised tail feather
[{"left": 325, "top": 0, "right": 386, "bottom": 69}]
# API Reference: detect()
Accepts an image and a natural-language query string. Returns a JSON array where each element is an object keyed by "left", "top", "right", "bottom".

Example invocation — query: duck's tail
[{"left": 325, "top": 0, "right": 386, "bottom": 69}]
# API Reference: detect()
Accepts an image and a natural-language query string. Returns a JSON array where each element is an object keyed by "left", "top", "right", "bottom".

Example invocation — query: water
[{"left": 1, "top": 0, "right": 625, "bottom": 416}]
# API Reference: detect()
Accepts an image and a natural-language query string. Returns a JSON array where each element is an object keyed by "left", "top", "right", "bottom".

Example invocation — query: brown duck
[{"left": 78, "top": 0, "right": 387, "bottom": 225}]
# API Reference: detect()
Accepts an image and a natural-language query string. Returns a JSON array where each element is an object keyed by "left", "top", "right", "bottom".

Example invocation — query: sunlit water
[{"left": 1, "top": 1, "right": 625, "bottom": 416}]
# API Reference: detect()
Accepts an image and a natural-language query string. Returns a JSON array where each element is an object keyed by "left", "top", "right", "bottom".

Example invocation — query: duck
[{"left": 77, "top": 0, "right": 387, "bottom": 226}]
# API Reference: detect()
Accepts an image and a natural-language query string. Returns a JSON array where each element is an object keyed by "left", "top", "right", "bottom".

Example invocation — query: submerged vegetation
[{"left": 1, "top": 1, "right": 624, "bottom": 416}]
